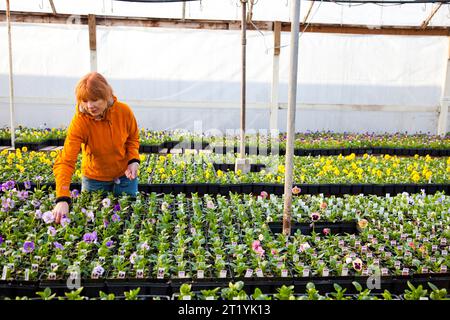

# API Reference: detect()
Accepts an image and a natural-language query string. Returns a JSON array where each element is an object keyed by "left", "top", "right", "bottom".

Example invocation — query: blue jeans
[{"left": 81, "top": 175, "right": 138, "bottom": 197}]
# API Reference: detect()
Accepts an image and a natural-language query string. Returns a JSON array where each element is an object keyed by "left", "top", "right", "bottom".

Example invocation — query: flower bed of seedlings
[
  {"left": 1, "top": 150, "right": 449, "bottom": 188},
  {"left": 1, "top": 128, "right": 449, "bottom": 156},
  {"left": 4, "top": 281, "right": 450, "bottom": 300},
  {"left": 0, "top": 183, "right": 449, "bottom": 299}
]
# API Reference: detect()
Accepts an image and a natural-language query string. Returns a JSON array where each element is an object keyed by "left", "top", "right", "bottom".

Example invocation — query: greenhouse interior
[{"left": 0, "top": 0, "right": 450, "bottom": 306}]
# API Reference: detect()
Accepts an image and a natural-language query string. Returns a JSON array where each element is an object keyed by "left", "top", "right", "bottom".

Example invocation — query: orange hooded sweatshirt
[{"left": 53, "top": 96, "right": 140, "bottom": 203}]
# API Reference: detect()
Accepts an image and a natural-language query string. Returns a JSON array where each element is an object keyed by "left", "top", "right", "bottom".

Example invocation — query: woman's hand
[
  {"left": 125, "top": 162, "right": 139, "bottom": 180},
  {"left": 52, "top": 201, "right": 69, "bottom": 224}
]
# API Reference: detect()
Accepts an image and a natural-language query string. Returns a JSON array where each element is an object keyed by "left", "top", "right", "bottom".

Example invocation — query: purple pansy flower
[
  {"left": 23, "top": 241, "right": 35, "bottom": 253},
  {"left": 53, "top": 242, "right": 64, "bottom": 250},
  {"left": 111, "top": 213, "right": 120, "bottom": 223},
  {"left": 42, "top": 211, "right": 55, "bottom": 224},
  {"left": 113, "top": 204, "right": 121, "bottom": 212},
  {"left": 106, "top": 240, "right": 114, "bottom": 248},
  {"left": 0, "top": 235, "right": 4, "bottom": 245},
  {"left": 71, "top": 189, "right": 79, "bottom": 198},
  {"left": 35, "top": 209, "right": 42, "bottom": 219},
  {"left": 103, "top": 219, "right": 109, "bottom": 228},
  {"left": 83, "top": 231, "right": 98, "bottom": 244},
  {"left": 31, "top": 199, "right": 41, "bottom": 208},
  {"left": 61, "top": 215, "right": 71, "bottom": 228},
  {"left": 24, "top": 181, "right": 31, "bottom": 190},
  {"left": 130, "top": 252, "right": 138, "bottom": 265},
  {"left": 47, "top": 226, "right": 57, "bottom": 237},
  {"left": 93, "top": 266, "right": 104, "bottom": 276}
]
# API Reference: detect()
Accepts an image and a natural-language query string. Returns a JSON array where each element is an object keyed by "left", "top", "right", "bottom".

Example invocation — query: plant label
[
  {"left": 355, "top": 241, "right": 361, "bottom": 247},
  {"left": 197, "top": 270, "right": 204, "bottom": 279},
  {"left": 205, "top": 296, "right": 215, "bottom": 300},
  {"left": 441, "top": 238, "right": 447, "bottom": 246},
  {"left": 216, "top": 255, "right": 222, "bottom": 261},
  {"left": 48, "top": 272, "right": 57, "bottom": 280},
  {"left": 118, "top": 271, "right": 126, "bottom": 279},
  {"left": 244, "top": 269, "right": 253, "bottom": 278},
  {"left": 178, "top": 270, "right": 186, "bottom": 279},
  {"left": 422, "top": 267, "right": 428, "bottom": 274},
  {"left": 402, "top": 268, "right": 409, "bottom": 276},
  {"left": 419, "top": 297, "right": 429, "bottom": 300},
  {"left": 404, "top": 251, "right": 412, "bottom": 257},
  {"left": 322, "top": 269, "right": 329, "bottom": 277},
  {"left": 277, "top": 262, "right": 283, "bottom": 269},
  {"left": 385, "top": 252, "right": 392, "bottom": 258},
  {"left": 157, "top": 268, "right": 165, "bottom": 279},
  {"left": 182, "top": 295, "right": 192, "bottom": 300},
  {"left": 293, "top": 254, "right": 299, "bottom": 262},
  {"left": 390, "top": 240, "right": 396, "bottom": 246},
  {"left": 281, "top": 269, "right": 288, "bottom": 278},
  {"left": 51, "top": 263, "right": 58, "bottom": 270},
  {"left": 431, "top": 257, "right": 436, "bottom": 263},
  {"left": 401, "top": 234, "right": 407, "bottom": 240},
  {"left": 303, "top": 269, "right": 310, "bottom": 277},
  {"left": 136, "top": 269, "right": 144, "bottom": 279},
  {"left": 256, "top": 268, "right": 264, "bottom": 277},
  {"left": 394, "top": 261, "right": 401, "bottom": 269},
  {"left": 381, "top": 268, "right": 388, "bottom": 276},
  {"left": 367, "top": 252, "right": 373, "bottom": 258},
  {"left": 362, "top": 269, "right": 369, "bottom": 276},
  {"left": 2, "top": 266, "right": 7, "bottom": 280},
  {"left": 397, "top": 245, "right": 403, "bottom": 252},
  {"left": 56, "top": 255, "right": 62, "bottom": 261},
  {"left": 361, "top": 246, "right": 367, "bottom": 253},
  {"left": 432, "top": 245, "right": 438, "bottom": 251},
  {"left": 384, "top": 235, "right": 389, "bottom": 241},
  {"left": 339, "top": 240, "right": 345, "bottom": 247},
  {"left": 190, "top": 228, "right": 196, "bottom": 235},
  {"left": 341, "top": 268, "right": 348, "bottom": 276},
  {"left": 24, "top": 269, "right": 30, "bottom": 281},
  {"left": 350, "top": 234, "right": 356, "bottom": 240},
  {"left": 379, "top": 246, "right": 385, "bottom": 252},
  {"left": 373, "top": 259, "right": 380, "bottom": 266},
  {"left": 372, "top": 238, "right": 378, "bottom": 245},
  {"left": 70, "top": 271, "right": 78, "bottom": 279},
  {"left": 219, "top": 270, "right": 227, "bottom": 278},
  {"left": 407, "top": 238, "right": 412, "bottom": 243},
  {"left": 442, "top": 250, "right": 448, "bottom": 256},
  {"left": 368, "top": 234, "right": 373, "bottom": 240}
]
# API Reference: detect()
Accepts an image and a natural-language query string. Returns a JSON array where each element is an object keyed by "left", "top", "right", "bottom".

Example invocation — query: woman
[{"left": 52, "top": 72, "right": 140, "bottom": 224}]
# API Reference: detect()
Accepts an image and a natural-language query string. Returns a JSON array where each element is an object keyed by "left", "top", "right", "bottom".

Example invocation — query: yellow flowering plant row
[{"left": 1, "top": 149, "right": 447, "bottom": 185}]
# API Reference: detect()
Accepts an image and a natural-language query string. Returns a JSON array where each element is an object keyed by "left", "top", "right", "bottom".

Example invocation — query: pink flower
[
  {"left": 260, "top": 191, "right": 269, "bottom": 199},
  {"left": 271, "top": 249, "right": 278, "bottom": 256},
  {"left": 320, "top": 202, "right": 327, "bottom": 210},
  {"left": 252, "top": 240, "right": 261, "bottom": 251},
  {"left": 255, "top": 246, "right": 265, "bottom": 257},
  {"left": 323, "top": 228, "right": 330, "bottom": 236},
  {"left": 206, "top": 200, "right": 216, "bottom": 209}
]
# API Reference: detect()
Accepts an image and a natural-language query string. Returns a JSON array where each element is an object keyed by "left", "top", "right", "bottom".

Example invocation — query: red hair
[{"left": 75, "top": 72, "right": 113, "bottom": 103}]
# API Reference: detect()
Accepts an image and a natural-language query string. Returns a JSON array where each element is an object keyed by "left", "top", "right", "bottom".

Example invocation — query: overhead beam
[
  {"left": 0, "top": 11, "right": 449, "bottom": 36},
  {"left": 421, "top": 3, "right": 443, "bottom": 29}
]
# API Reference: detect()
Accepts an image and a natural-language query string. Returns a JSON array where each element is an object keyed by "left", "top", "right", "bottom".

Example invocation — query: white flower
[
  {"left": 42, "top": 211, "right": 54, "bottom": 224},
  {"left": 345, "top": 257, "right": 353, "bottom": 264},
  {"left": 130, "top": 252, "right": 138, "bottom": 265},
  {"left": 102, "top": 198, "right": 111, "bottom": 208},
  {"left": 85, "top": 210, "right": 94, "bottom": 222},
  {"left": 161, "top": 201, "right": 169, "bottom": 211},
  {"left": 258, "top": 234, "right": 264, "bottom": 241}
]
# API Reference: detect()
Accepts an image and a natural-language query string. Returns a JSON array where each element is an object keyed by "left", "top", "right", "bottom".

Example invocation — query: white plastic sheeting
[{"left": 0, "top": 22, "right": 449, "bottom": 133}]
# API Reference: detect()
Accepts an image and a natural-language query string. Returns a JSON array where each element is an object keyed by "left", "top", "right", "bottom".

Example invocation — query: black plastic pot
[
  {"left": 373, "top": 184, "right": 384, "bottom": 196},
  {"left": 15, "top": 142, "right": 47, "bottom": 151},
  {"left": 340, "top": 184, "right": 352, "bottom": 194},
  {"left": 241, "top": 184, "right": 253, "bottom": 195},
  {"left": 268, "top": 221, "right": 358, "bottom": 236},
  {"left": 329, "top": 184, "right": 340, "bottom": 195}
]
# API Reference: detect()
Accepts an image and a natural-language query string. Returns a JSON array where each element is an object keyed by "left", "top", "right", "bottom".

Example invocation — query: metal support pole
[
  {"left": 283, "top": 0, "right": 301, "bottom": 236},
  {"left": 6, "top": 0, "right": 15, "bottom": 149},
  {"left": 270, "top": 21, "right": 281, "bottom": 131},
  {"left": 240, "top": 0, "right": 247, "bottom": 159},
  {"left": 438, "top": 37, "right": 450, "bottom": 136},
  {"left": 88, "top": 14, "right": 97, "bottom": 72}
]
